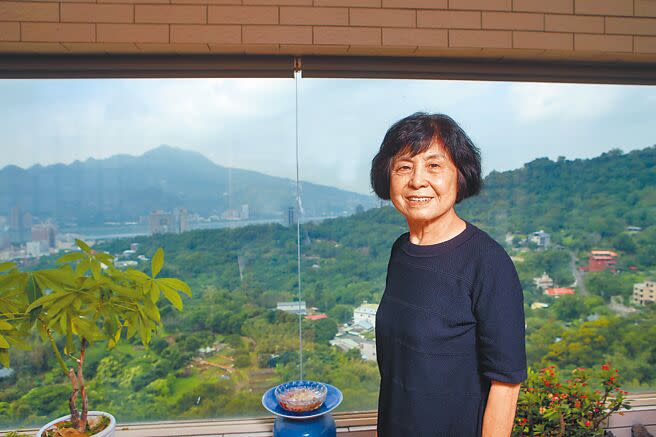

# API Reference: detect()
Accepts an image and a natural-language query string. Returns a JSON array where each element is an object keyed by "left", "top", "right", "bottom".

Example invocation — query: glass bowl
[{"left": 274, "top": 380, "right": 328, "bottom": 413}]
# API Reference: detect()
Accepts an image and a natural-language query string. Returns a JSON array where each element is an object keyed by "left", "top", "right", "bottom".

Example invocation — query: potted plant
[
  {"left": 0, "top": 240, "right": 191, "bottom": 436},
  {"left": 512, "top": 363, "right": 632, "bottom": 436}
]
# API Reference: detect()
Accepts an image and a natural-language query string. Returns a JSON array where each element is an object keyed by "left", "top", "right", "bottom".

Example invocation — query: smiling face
[{"left": 389, "top": 140, "right": 460, "bottom": 228}]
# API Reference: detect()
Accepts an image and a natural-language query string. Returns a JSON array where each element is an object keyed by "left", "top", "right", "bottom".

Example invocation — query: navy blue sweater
[{"left": 375, "top": 220, "right": 528, "bottom": 436}]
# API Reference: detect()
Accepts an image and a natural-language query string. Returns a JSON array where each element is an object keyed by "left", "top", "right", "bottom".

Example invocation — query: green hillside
[{"left": 2, "top": 146, "right": 656, "bottom": 430}]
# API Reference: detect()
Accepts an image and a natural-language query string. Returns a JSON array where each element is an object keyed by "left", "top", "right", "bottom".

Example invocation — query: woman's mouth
[{"left": 407, "top": 196, "right": 432, "bottom": 203}]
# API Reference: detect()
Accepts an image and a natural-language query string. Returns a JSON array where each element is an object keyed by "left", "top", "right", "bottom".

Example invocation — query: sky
[{"left": 1, "top": 77, "right": 654, "bottom": 195}]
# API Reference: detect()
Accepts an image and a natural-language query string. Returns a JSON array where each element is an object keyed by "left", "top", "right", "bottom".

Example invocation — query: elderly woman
[{"left": 370, "top": 113, "right": 527, "bottom": 436}]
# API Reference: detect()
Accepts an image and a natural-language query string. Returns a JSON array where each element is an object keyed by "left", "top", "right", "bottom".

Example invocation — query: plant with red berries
[{"left": 512, "top": 363, "right": 631, "bottom": 436}]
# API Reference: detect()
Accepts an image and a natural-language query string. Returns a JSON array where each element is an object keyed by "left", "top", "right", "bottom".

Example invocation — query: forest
[{"left": 1, "top": 146, "right": 655, "bottom": 429}]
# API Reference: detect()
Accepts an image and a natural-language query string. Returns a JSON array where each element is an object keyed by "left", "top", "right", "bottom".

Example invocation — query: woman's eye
[
  {"left": 430, "top": 164, "right": 440, "bottom": 168},
  {"left": 397, "top": 165, "right": 411, "bottom": 171}
]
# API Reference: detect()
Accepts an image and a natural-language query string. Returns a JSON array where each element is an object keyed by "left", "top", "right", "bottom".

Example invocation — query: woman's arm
[{"left": 482, "top": 380, "right": 521, "bottom": 437}]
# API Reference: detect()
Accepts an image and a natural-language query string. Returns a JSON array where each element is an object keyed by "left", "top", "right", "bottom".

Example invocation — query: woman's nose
[{"left": 409, "top": 166, "right": 428, "bottom": 188}]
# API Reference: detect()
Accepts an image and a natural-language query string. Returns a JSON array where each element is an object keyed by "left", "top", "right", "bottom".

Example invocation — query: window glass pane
[{"left": 1, "top": 78, "right": 655, "bottom": 431}]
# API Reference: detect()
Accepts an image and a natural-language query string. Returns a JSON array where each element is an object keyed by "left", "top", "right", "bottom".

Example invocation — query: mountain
[
  {"left": 456, "top": 146, "right": 656, "bottom": 240},
  {"left": 0, "top": 145, "right": 378, "bottom": 226}
]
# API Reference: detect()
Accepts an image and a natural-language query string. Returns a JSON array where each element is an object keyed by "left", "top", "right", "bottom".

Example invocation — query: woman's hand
[{"left": 482, "top": 380, "right": 521, "bottom": 437}]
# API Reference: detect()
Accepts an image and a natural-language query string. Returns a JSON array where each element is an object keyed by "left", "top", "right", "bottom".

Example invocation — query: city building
[
  {"left": 631, "top": 281, "right": 656, "bottom": 306},
  {"left": 276, "top": 301, "right": 307, "bottom": 315},
  {"left": 529, "top": 230, "right": 550, "bottom": 248},
  {"left": 9, "top": 207, "right": 32, "bottom": 244},
  {"left": 354, "top": 301, "right": 378, "bottom": 329},
  {"left": 545, "top": 287, "right": 575, "bottom": 297},
  {"left": 530, "top": 302, "right": 550, "bottom": 310},
  {"left": 31, "top": 223, "right": 56, "bottom": 249},
  {"left": 287, "top": 206, "right": 296, "bottom": 227},
  {"left": 240, "top": 204, "right": 249, "bottom": 220},
  {"left": 176, "top": 208, "right": 189, "bottom": 233},
  {"left": 533, "top": 272, "right": 554, "bottom": 289},
  {"left": 580, "top": 250, "right": 619, "bottom": 272},
  {"left": 148, "top": 210, "right": 175, "bottom": 235}
]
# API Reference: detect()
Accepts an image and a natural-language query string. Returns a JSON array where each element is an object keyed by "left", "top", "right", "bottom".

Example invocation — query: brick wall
[{"left": 0, "top": 0, "right": 654, "bottom": 62}]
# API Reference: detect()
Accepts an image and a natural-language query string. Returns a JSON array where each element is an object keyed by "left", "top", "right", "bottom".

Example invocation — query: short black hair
[{"left": 370, "top": 112, "right": 482, "bottom": 204}]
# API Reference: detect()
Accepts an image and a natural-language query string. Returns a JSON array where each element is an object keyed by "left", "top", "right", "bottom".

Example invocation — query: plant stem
[
  {"left": 44, "top": 323, "right": 68, "bottom": 376},
  {"left": 68, "top": 368, "right": 80, "bottom": 429},
  {"left": 77, "top": 338, "right": 89, "bottom": 433}
]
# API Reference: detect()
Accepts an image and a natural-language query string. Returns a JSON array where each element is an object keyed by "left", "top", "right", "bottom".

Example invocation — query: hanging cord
[{"left": 294, "top": 57, "right": 304, "bottom": 381}]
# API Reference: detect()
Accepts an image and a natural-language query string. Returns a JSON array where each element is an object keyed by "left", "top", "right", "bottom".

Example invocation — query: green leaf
[
  {"left": 124, "top": 269, "right": 150, "bottom": 283},
  {"left": 160, "top": 284, "right": 183, "bottom": 311},
  {"left": 0, "top": 334, "right": 9, "bottom": 348},
  {"left": 25, "top": 292, "right": 60, "bottom": 313},
  {"left": 25, "top": 274, "right": 43, "bottom": 305},
  {"left": 0, "top": 320, "right": 13, "bottom": 330},
  {"left": 91, "top": 261, "right": 102, "bottom": 280},
  {"left": 151, "top": 248, "right": 164, "bottom": 278},
  {"left": 0, "top": 262, "right": 16, "bottom": 273},
  {"left": 56, "top": 252, "right": 85, "bottom": 264},
  {"left": 75, "top": 239, "right": 92, "bottom": 253},
  {"left": 157, "top": 278, "right": 192, "bottom": 297},
  {"left": 149, "top": 282, "right": 160, "bottom": 303},
  {"left": 0, "top": 349, "right": 8, "bottom": 367}
]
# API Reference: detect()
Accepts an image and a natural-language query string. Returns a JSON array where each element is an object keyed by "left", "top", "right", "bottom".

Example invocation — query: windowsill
[{"left": 3, "top": 394, "right": 655, "bottom": 437}]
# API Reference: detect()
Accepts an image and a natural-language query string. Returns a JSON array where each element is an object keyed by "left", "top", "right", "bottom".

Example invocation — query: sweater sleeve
[{"left": 472, "top": 245, "right": 528, "bottom": 384}]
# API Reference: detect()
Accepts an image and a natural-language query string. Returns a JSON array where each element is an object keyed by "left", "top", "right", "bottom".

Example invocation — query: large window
[{"left": 1, "top": 78, "right": 655, "bottom": 429}]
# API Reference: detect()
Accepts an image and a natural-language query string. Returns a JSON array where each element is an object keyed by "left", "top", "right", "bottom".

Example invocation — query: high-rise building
[
  {"left": 9, "top": 207, "right": 32, "bottom": 244},
  {"left": 176, "top": 208, "right": 189, "bottom": 233},
  {"left": 148, "top": 210, "right": 175, "bottom": 235},
  {"left": 31, "top": 222, "right": 57, "bottom": 249},
  {"left": 287, "top": 206, "right": 296, "bottom": 227},
  {"left": 240, "top": 204, "right": 249, "bottom": 220}
]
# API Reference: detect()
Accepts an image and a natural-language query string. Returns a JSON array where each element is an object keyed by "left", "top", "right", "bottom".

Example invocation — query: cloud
[{"left": 509, "top": 82, "right": 623, "bottom": 122}]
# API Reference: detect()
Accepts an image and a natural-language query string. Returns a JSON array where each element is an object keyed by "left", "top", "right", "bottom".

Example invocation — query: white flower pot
[{"left": 36, "top": 411, "right": 116, "bottom": 437}]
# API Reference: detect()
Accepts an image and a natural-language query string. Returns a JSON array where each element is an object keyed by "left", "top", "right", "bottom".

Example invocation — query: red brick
[
  {"left": 482, "top": 12, "right": 543, "bottom": 30},
  {"left": 0, "top": 41, "right": 68, "bottom": 53},
  {"left": 171, "top": 24, "right": 241, "bottom": 43},
  {"left": 97, "top": 23, "right": 169, "bottom": 43},
  {"left": 449, "top": 0, "right": 511, "bottom": 11},
  {"left": 136, "top": 42, "right": 211, "bottom": 53},
  {"left": 0, "top": 22, "right": 19, "bottom": 41},
  {"left": 575, "top": 0, "right": 633, "bottom": 16},
  {"left": 635, "top": 35, "right": 656, "bottom": 52},
  {"left": 136, "top": 5, "right": 206, "bottom": 24},
  {"left": 61, "top": 4, "right": 133, "bottom": 23},
  {"left": 0, "top": 2, "right": 58, "bottom": 22},
  {"left": 449, "top": 29, "right": 511, "bottom": 47},
  {"left": 545, "top": 14, "right": 603, "bottom": 33},
  {"left": 314, "top": 26, "right": 380, "bottom": 44},
  {"left": 173, "top": 0, "right": 241, "bottom": 4},
  {"left": 244, "top": 0, "right": 312, "bottom": 4},
  {"left": 513, "top": 0, "right": 573, "bottom": 13},
  {"left": 208, "top": 6, "right": 278, "bottom": 24},
  {"left": 606, "top": 17, "right": 656, "bottom": 35},
  {"left": 418, "top": 10, "right": 480, "bottom": 29},
  {"left": 243, "top": 25, "right": 312, "bottom": 44},
  {"left": 383, "top": 27, "right": 447, "bottom": 46},
  {"left": 21, "top": 22, "right": 94, "bottom": 42},
  {"left": 98, "top": 0, "right": 168, "bottom": 3},
  {"left": 383, "top": 0, "right": 447, "bottom": 8},
  {"left": 575, "top": 33, "right": 632, "bottom": 51},
  {"left": 350, "top": 8, "right": 415, "bottom": 27},
  {"left": 513, "top": 31, "right": 573, "bottom": 50},
  {"left": 281, "top": 6, "right": 348, "bottom": 25},
  {"left": 316, "top": 0, "right": 380, "bottom": 6},
  {"left": 635, "top": 0, "right": 656, "bottom": 16}
]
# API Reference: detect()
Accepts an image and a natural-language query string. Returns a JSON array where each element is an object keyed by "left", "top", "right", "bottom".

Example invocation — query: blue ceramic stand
[{"left": 262, "top": 383, "right": 343, "bottom": 437}]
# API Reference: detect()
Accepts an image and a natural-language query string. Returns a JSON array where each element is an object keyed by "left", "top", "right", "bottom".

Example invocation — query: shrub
[{"left": 513, "top": 363, "right": 631, "bottom": 436}]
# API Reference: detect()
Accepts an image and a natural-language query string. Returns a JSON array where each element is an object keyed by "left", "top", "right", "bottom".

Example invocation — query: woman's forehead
[{"left": 394, "top": 141, "right": 449, "bottom": 160}]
